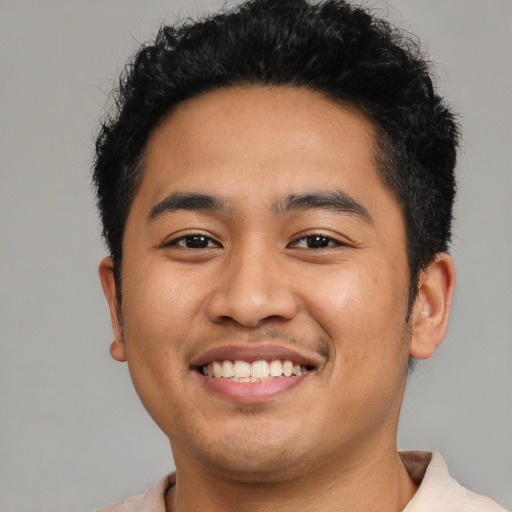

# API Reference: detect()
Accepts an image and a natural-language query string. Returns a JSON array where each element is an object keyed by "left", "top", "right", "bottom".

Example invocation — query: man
[{"left": 93, "top": 0, "right": 506, "bottom": 510}]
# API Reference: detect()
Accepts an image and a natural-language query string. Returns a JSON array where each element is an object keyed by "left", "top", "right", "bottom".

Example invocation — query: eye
[
  {"left": 168, "top": 234, "right": 220, "bottom": 249},
  {"left": 290, "top": 234, "right": 340, "bottom": 249}
]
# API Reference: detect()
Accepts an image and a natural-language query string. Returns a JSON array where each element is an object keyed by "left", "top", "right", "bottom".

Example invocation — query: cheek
[
  {"left": 119, "top": 262, "right": 199, "bottom": 421},
  {"left": 302, "top": 261, "right": 409, "bottom": 360},
  {"left": 120, "top": 260, "right": 203, "bottom": 356}
]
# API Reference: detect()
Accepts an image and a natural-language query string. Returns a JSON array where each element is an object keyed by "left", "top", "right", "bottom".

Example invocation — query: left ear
[{"left": 409, "top": 253, "right": 456, "bottom": 360}]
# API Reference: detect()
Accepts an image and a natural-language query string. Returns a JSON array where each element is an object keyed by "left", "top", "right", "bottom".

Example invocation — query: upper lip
[{"left": 190, "top": 343, "right": 325, "bottom": 369}]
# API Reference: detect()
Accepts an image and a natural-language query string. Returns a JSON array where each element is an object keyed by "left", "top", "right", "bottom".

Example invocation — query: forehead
[
  {"left": 140, "top": 86, "right": 385, "bottom": 207},
  {"left": 124, "top": 85, "right": 408, "bottom": 269}
]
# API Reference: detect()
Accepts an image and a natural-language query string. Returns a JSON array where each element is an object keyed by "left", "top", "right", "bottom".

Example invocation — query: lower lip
[{"left": 196, "top": 372, "right": 308, "bottom": 403}]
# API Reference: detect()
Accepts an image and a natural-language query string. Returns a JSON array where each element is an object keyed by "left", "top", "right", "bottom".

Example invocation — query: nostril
[{"left": 205, "top": 286, "right": 298, "bottom": 328}]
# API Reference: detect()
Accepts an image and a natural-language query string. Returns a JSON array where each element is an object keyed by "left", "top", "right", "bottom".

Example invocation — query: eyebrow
[
  {"left": 273, "top": 190, "right": 372, "bottom": 223},
  {"left": 147, "top": 189, "right": 371, "bottom": 223},
  {"left": 147, "top": 192, "right": 228, "bottom": 222}
]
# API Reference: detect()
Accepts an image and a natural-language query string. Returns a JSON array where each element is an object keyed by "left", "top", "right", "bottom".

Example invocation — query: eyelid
[
  {"left": 288, "top": 231, "right": 345, "bottom": 249},
  {"left": 162, "top": 230, "right": 222, "bottom": 248}
]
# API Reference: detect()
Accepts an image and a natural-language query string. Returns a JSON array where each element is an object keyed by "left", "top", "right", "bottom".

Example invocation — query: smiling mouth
[{"left": 200, "top": 359, "right": 313, "bottom": 382}]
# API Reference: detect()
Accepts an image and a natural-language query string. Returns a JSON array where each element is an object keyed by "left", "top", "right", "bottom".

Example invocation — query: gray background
[{"left": 1, "top": 1, "right": 510, "bottom": 511}]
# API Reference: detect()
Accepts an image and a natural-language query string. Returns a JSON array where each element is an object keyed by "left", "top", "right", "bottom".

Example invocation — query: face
[{"left": 102, "top": 86, "right": 421, "bottom": 481}]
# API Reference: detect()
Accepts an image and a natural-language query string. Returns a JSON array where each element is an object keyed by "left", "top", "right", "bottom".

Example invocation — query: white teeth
[
  {"left": 201, "top": 359, "right": 308, "bottom": 381},
  {"left": 269, "top": 360, "right": 283, "bottom": 377},
  {"left": 233, "top": 360, "right": 251, "bottom": 378},
  {"left": 213, "top": 361, "right": 223, "bottom": 378},
  {"left": 222, "top": 360, "right": 234, "bottom": 378},
  {"left": 251, "top": 360, "right": 270, "bottom": 379},
  {"left": 282, "top": 360, "right": 293, "bottom": 377}
]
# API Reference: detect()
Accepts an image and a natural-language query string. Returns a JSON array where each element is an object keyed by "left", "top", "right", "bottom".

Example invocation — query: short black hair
[{"left": 93, "top": 0, "right": 460, "bottom": 303}]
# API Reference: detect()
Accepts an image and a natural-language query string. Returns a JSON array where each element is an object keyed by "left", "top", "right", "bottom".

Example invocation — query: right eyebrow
[{"left": 147, "top": 192, "right": 228, "bottom": 222}]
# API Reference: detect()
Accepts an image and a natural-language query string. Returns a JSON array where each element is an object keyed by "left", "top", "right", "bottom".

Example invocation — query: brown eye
[
  {"left": 173, "top": 235, "right": 217, "bottom": 249},
  {"left": 291, "top": 235, "right": 339, "bottom": 249},
  {"left": 305, "top": 235, "right": 331, "bottom": 248}
]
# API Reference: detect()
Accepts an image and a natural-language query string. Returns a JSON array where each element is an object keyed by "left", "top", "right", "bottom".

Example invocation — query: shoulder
[
  {"left": 401, "top": 451, "right": 507, "bottom": 512},
  {"left": 96, "top": 473, "right": 175, "bottom": 512}
]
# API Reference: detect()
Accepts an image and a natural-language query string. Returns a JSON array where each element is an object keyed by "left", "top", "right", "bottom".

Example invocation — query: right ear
[{"left": 98, "top": 257, "right": 127, "bottom": 362}]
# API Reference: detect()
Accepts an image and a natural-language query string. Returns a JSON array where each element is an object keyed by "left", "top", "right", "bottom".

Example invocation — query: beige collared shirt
[{"left": 97, "top": 452, "right": 507, "bottom": 512}]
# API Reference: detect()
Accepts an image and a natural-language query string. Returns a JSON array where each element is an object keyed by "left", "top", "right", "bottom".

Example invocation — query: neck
[{"left": 166, "top": 441, "right": 418, "bottom": 512}]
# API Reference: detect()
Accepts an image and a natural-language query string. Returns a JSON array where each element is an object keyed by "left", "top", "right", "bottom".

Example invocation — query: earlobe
[
  {"left": 409, "top": 253, "right": 456, "bottom": 360},
  {"left": 98, "top": 257, "right": 127, "bottom": 362}
]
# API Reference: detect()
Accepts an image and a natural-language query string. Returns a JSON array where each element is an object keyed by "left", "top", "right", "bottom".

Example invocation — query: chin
[{"left": 188, "top": 428, "right": 318, "bottom": 483}]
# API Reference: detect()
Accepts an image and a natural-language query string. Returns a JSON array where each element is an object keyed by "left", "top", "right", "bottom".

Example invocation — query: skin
[{"left": 100, "top": 86, "right": 455, "bottom": 512}]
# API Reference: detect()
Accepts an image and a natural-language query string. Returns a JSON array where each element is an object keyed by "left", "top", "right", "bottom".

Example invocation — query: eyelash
[
  {"left": 165, "top": 233, "right": 342, "bottom": 250},
  {"left": 166, "top": 234, "right": 221, "bottom": 249},
  {"left": 288, "top": 234, "right": 342, "bottom": 249}
]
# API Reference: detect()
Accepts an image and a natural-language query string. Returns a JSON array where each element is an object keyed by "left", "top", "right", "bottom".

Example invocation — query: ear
[
  {"left": 98, "top": 257, "right": 127, "bottom": 362},
  {"left": 409, "top": 253, "right": 456, "bottom": 360}
]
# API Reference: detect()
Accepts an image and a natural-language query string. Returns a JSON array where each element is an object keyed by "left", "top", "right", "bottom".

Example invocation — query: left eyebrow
[{"left": 273, "top": 190, "right": 372, "bottom": 223}]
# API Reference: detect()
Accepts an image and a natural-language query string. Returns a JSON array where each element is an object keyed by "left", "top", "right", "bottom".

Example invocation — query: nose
[{"left": 205, "top": 245, "right": 298, "bottom": 328}]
